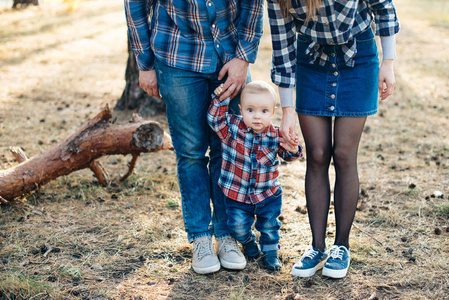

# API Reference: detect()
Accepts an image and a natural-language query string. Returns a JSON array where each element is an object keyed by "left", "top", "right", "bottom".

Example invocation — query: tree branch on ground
[{"left": 0, "top": 104, "right": 173, "bottom": 204}]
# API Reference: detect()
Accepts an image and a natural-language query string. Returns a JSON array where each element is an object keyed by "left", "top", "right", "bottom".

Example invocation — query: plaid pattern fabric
[
  {"left": 125, "top": 0, "right": 264, "bottom": 73},
  {"left": 268, "top": 0, "right": 400, "bottom": 88},
  {"left": 207, "top": 96, "right": 302, "bottom": 204}
]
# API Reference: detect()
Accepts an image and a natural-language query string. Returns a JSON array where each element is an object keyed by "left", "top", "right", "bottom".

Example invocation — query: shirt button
[
  {"left": 208, "top": 2, "right": 212, "bottom": 6},
  {"left": 212, "top": 24, "right": 215, "bottom": 28},
  {"left": 331, "top": 63, "right": 336, "bottom": 68},
  {"left": 329, "top": 106, "right": 335, "bottom": 110},
  {"left": 325, "top": 22, "right": 329, "bottom": 26},
  {"left": 216, "top": 44, "right": 219, "bottom": 48},
  {"left": 329, "top": 42, "right": 334, "bottom": 45},
  {"left": 331, "top": 53, "right": 336, "bottom": 57},
  {"left": 330, "top": 94, "right": 336, "bottom": 99},
  {"left": 332, "top": 83, "right": 337, "bottom": 87},
  {"left": 334, "top": 71, "right": 339, "bottom": 76}
]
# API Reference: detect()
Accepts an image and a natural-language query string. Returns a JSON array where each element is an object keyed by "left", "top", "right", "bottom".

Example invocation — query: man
[{"left": 124, "top": 0, "right": 264, "bottom": 274}]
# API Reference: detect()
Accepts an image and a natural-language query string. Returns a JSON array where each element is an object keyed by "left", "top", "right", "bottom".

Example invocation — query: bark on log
[
  {"left": 12, "top": 0, "right": 39, "bottom": 9},
  {"left": 0, "top": 104, "right": 173, "bottom": 203}
]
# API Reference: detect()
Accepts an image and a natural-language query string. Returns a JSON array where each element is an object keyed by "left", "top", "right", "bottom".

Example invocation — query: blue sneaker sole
[
  {"left": 322, "top": 258, "right": 350, "bottom": 278},
  {"left": 291, "top": 259, "right": 325, "bottom": 277}
]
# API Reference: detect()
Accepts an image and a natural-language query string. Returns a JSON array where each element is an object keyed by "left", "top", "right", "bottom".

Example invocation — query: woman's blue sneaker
[
  {"left": 322, "top": 245, "right": 351, "bottom": 278},
  {"left": 291, "top": 246, "right": 327, "bottom": 277}
]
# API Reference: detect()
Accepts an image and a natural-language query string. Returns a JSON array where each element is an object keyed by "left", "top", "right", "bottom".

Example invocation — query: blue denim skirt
[{"left": 296, "top": 28, "right": 379, "bottom": 117}]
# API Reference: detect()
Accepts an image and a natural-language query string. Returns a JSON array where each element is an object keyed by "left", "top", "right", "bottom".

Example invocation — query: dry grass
[{"left": 0, "top": 0, "right": 448, "bottom": 299}]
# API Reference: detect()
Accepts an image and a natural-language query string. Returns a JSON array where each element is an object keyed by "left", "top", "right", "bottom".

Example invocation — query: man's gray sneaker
[
  {"left": 192, "top": 236, "right": 220, "bottom": 274},
  {"left": 216, "top": 236, "right": 246, "bottom": 270}
]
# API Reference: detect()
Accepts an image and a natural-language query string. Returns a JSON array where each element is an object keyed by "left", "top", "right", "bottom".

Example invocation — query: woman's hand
[
  {"left": 280, "top": 106, "right": 299, "bottom": 149},
  {"left": 378, "top": 59, "right": 395, "bottom": 101}
]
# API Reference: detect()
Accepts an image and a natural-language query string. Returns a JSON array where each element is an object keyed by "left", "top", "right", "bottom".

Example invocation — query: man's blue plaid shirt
[{"left": 125, "top": 0, "right": 264, "bottom": 73}]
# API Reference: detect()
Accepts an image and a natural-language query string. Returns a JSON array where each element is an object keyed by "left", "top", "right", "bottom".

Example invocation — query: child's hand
[
  {"left": 214, "top": 84, "right": 224, "bottom": 96},
  {"left": 281, "top": 131, "right": 300, "bottom": 153},
  {"left": 281, "top": 143, "right": 299, "bottom": 154}
]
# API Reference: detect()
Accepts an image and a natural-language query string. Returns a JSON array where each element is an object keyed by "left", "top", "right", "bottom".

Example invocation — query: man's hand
[
  {"left": 378, "top": 59, "right": 395, "bottom": 101},
  {"left": 217, "top": 58, "right": 249, "bottom": 100},
  {"left": 139, "top": 70, "right": 160, "bottom": 98}
]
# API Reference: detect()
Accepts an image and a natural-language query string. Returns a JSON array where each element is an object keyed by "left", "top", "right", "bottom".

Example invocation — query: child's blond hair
[{"left": 241, "top": 81, "right": 277, "bottom": 108}]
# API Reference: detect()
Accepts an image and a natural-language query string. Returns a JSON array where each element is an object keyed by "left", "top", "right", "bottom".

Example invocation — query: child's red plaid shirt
[{"left": 207, "top": 95, "right": 302, "bottom": 204}]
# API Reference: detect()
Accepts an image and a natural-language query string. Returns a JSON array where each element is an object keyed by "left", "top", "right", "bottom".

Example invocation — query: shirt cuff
[
  {"left": 135, "top": 51, "right": 155, "bottom": 71},
  {"left": 380, "top": 35, "right": 397, "bottom": 60},
  {"left": 278, "top": 87, "right": 294, "bottom": 108},
  {"left": 236, "top": 40, "right": 259, "bottom": 64}
]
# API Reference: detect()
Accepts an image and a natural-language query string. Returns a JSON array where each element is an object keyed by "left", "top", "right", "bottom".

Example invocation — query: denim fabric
[
  {"left": 295, "top": 27, "right": 380, "bottom": 117},
  {"left": 154, "top": 56, "right": 250, "bottom": 243},
  {"left": 225, "top": 188, "right": 282, "bottom": 252}
]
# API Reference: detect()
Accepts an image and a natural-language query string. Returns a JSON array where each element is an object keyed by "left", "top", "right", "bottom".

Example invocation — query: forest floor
[{"left": 0, "top": 0, "right": 448, "bottom": 299}]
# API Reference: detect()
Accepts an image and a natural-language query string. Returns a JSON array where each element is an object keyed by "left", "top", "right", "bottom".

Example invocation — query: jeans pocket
[{"left": 355, "top": 27, "right": 375, "bottom": 43}]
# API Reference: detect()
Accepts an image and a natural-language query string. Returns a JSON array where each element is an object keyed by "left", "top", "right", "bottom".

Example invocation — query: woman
[{"left": 267, "top": 0, "right": 399, "bottom": 278}]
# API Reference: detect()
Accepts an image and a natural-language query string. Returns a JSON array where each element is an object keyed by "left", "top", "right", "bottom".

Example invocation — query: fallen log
[{"left": 0, "top": 104, "right": 173, "bottom": 204}]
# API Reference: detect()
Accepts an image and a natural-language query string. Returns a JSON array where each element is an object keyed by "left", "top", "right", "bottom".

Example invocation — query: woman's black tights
[{"left": 298, "top": 115, "right": 366, "bottom": 251}]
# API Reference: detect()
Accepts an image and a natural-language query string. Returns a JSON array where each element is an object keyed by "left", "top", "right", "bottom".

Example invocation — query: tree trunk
[
  {"left": 115, "top": 35, "right": 166, "bottom": 117},
  {"left": 0, "top": 105, "right": 173, "bottom": 204},
  {"left": 12, "top": 0, "right": 39, "bottom": 9}
]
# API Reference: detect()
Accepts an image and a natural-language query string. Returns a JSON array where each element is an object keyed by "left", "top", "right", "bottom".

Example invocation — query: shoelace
[
  {"left": 328, "top": 246, "right": 344, "bottom": 260},
  {"left": 221, "top": 237, "right": 240, "bottom": 253},
  {"left": 194, "top": 239, "right": 213, "bottom": 260},
  {"left": 303, "top": 246, "right": 319, "bottom": 260}
]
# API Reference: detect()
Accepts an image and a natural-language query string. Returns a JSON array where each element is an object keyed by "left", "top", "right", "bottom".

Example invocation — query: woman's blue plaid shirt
[
  {"left": 125, "top": 0, "right": 264, "bottom": 73},
  {"left": 268, "top": 0, "right": 400, "bottom": 88}
]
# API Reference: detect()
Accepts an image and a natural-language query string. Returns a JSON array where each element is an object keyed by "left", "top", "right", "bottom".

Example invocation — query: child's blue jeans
[{"left": 225, "top": 188, "right": 282, "bottom": 253}]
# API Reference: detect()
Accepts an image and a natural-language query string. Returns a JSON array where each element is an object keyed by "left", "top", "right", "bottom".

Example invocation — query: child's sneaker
[
  {"left": 242, "top": 240, "right": 261, "bottom": 258},
  {"left": 291, "top": 246, "right": 327, "bottom": 277},
  {"left": 262, "top": 250, "right": 282, "bottom": 271},
  {"left": 322, "top": 245, "right": 350, "bottom": 278}
]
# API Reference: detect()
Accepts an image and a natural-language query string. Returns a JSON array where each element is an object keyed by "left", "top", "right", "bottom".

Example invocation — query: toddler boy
[{"left": 207, "top": 81, "right": 302, "bottom": 270}]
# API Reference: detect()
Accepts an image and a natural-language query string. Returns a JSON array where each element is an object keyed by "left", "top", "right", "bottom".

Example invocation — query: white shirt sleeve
[
  {"left": 380, "top": 35, "right": 397, "bottom": 60},
  {"left": 278, "top": 87, "right": 294, "bottom": 108}
]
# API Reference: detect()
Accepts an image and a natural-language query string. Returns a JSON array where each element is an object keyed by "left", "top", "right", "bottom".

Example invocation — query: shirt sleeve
[
  {"left": 277, "top": 145, "right": 302, "bottom": 162},
  {"left": 124, "top": 0, "right": 155, "bottom": 71},
  {"left": 367, "top": 0, "right": 400, "bottom": 37},
  {"left": 278, "top": 87, "right": 294, "bottom": 107},
  {"left": 235, "top": 0, "right": 265, "bottom": 63},
  {"left": 207, "top": 95, "right": 231, "bottom": 140},
  {"left": 380, "top": 35, "right": 396, "bottom": 60},
  {"left": 267, "top": 0, "right": 297, "bottom": 88}
]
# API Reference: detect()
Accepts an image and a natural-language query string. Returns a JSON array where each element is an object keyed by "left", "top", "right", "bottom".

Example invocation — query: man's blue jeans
[
  {"left": 154, "top": 57, "right": 249, "bottom": 243},
  {"left": 225, "top": 188, "right": 282, "bottom": 252}
]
